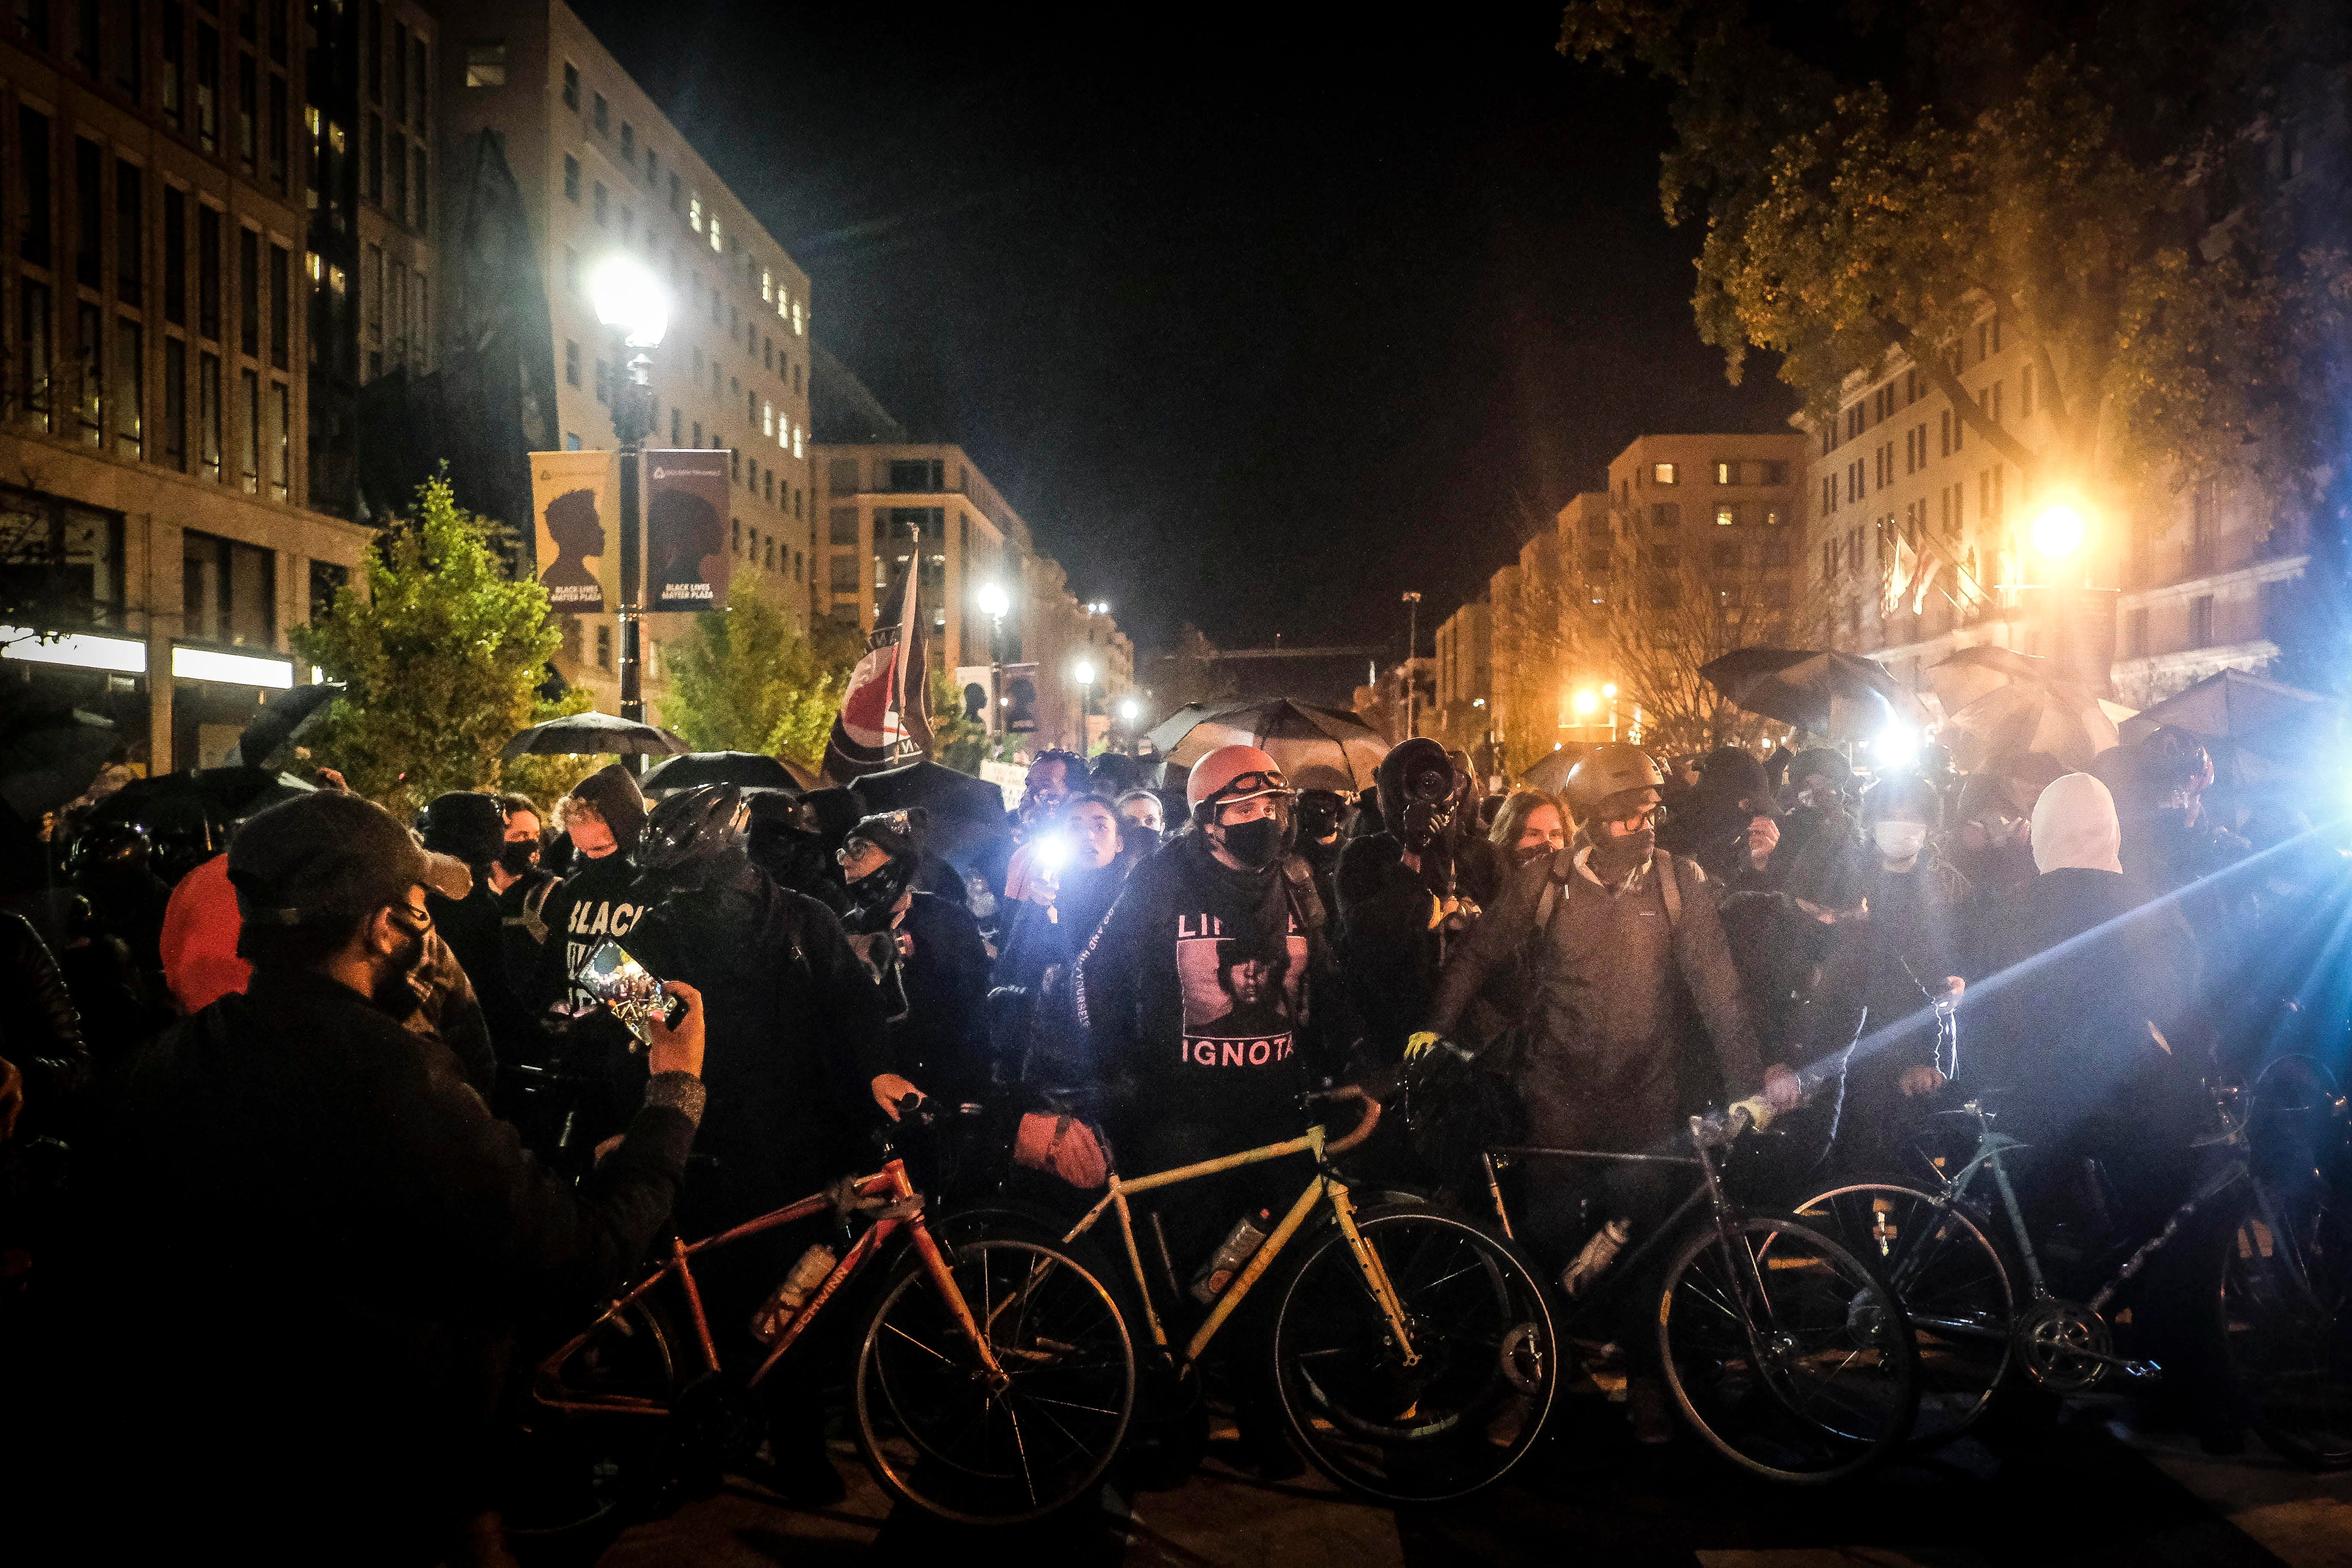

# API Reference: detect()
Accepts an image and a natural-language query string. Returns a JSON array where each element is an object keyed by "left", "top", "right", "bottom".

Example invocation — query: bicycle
[
  {"left": 1788, "top": 1076, "right": 2352, "bottom": 1465},
  {"left": 1055, "top": 1093, "right": 1562, "bottom": 1504},
  {"left": 524, "top": 1107, "right": 1137, "bottom": 1527},
  {"left": 1478, "top": 1098, "right": 1920, "bottom": 1485}
]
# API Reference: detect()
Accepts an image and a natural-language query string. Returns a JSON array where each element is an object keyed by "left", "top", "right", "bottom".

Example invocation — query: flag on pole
[{"left": 822, "top": 562, "right": 934, "bottom": 782}]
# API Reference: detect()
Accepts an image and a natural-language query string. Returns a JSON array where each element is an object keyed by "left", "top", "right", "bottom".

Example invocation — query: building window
[
  {"left": 1714, "top": 461, "right": 1735, "bottom": 485},
  {"left": 2190, "top": 594, "right": 2215, "bottom": 648},
  {"left": 563, "top": 340, "right": 579, "bottom": 386},
  {"left": 689, "top": 195, "right": 701, "bottom": 232},
  {"left": 561, "top": 61, "right": 578, "bottom": 110},
  {"left": 563, "top": 155, "right": 579, "bottom": 202},
  {"left": 1762, "top": 541, "right": 1789, "bottom": 567},
  {"left": 181, "top": 529, "right": 276, "bottom": 646},
  {"left": 1650, "top": 502, "right": 1680, "bottom": 529},
  {"left": 830, "top": 507, "right": 858, "bottom": 545},
  {"left": 198, "top": 351, "right": 221, "bottom": 478},
  {"left": 592, "top": 92, "right": 607, "bottom": 135},
  {"left": 595, "top": 622, "right": 611, "bottom": 669},
  {"left": 464, "top": 41, "right": 506, "bottom": 88},
  {"left": 1715, "top": 506, "right": 1737, "bottom": 527},
  {"left": 1652, "top": 462, "right": 1677, "bottom": 485},
  {"left": 592, "top": 182, "right": 606, "bottom": 224},
  {"left": 563, "top": 432, "right": 579, "bottom": 450},
  {"left": 620, "top": 122, "right": 633, "bottom": 163},
  {"left": 1712, "top": 543, "right": 1740, "bottom": 569}
]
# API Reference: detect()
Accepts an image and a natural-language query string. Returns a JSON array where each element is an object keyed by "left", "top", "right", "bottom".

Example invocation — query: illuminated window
[
  {"left": 689, "top": 195, "right": 701, "bottom": 232},
  {"left": 1652, "top": 462, "right": 1678, "bottom": 485}
]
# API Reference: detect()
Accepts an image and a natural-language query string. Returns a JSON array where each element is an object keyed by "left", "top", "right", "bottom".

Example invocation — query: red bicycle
[{"left": 524, "top": 1134, "right": 1135, "bottom": 1526}]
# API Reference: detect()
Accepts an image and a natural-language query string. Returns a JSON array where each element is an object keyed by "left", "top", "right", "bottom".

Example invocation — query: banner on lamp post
[
  {"left": 643, "top": 449, "right": 733, "bottom": 613},
  {"left": 528, "top": 450, "right": 619, "bottom": 616}
]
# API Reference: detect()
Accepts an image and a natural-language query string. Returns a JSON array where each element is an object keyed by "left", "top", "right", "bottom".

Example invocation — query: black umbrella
[
  {"left": 85, "top": 767, "right": 318, "bottom": 850},
  {"left": 850, "top": 759, "right": 1012, "bottom": 885},
  {"left": 500, "top": 710, "right": 688, "bottom": 761},
  {"left": 1700, "top": 648, "right": 1926, "bottom": 733},
  {"left": 0, "top": 705, "right": 124, "bottom": 820},
  {"left": 225, "top": 682, "right": 345, "bottom": 767},
  {"left": 640, "top": 751, "right": 801, "bottom": 795}
]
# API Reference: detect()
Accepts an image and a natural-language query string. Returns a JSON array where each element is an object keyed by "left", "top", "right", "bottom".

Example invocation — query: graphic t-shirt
[{"left": 1174, "top": 909, "right": 1310, "bottom": 1073}]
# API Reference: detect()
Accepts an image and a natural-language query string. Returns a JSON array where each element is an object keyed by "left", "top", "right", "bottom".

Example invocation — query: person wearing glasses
[
  {"left": 65, "top": 791, "right": 709, "bottom": 1560},
  {"left": 1418, "top": 743, "right": 1797, "bottom": 1446}
]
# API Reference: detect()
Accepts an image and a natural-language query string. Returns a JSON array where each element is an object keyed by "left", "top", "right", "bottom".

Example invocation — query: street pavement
[{"left": 573, "top": 1388, "right": 2352, "bottom": 1568}]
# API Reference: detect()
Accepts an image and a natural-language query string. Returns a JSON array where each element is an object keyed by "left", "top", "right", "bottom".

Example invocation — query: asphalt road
[{"left": 573, "top": 1389, "right": 2352, "bottom": 1568}]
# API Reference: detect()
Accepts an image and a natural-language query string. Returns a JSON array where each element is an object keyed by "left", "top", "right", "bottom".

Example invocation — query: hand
[
  {"left": 1746, "top": 817, "right": 1780, "bottom": 868},
  {"left": 1403, "top": 1031, "right": 1442, "bottom": 1063},
  {"left": 0, "top": 1055, "right": 21, "bottom": 1140},
  {"left": 1763, "top": 1063, "right": 1802, "bottom": 1111},
  {"left": 871, "top": 1073, "right": 924, "bottom": 1120},
  {"left": 593, "top": 1132, "right": 625, "bottom": 1165},
  {"left": 1938, "top": 975, "right": 1965, "bottom": 1010},
  {"left": 1900, "top": 1064, "right": 1948, "bottom": 1098},
  {"left": 645, "top": 980, "right": 705, "bottom": 1080}
]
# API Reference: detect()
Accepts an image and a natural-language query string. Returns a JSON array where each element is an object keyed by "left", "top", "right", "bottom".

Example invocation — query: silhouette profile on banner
[
  {"left": 537, "top": 488, "right": 607, "bottom": 609},
  {"left": 645, "top": 449, "right": 732, "bottom": 610}
]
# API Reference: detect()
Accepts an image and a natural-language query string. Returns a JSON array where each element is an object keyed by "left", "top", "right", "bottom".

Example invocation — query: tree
[
  {"left": 292, "top": 473, "right": 591, "bottom": 819},
  {"left": 1562, "top": 0, "right": 2352, "bottom": 537},
  {"left": 659, "top": 585, "right": 862, "bottom": 772},
  {"left": 1595, "top": 525, "right": 1800, "bottom": 755}
]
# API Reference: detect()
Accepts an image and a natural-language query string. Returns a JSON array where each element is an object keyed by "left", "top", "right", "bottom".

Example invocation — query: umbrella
[
  {"left": 640, "top": 751, "right": 800, "bottom": 795},
  {"left": 1941, "top": 680, "right": 2122, "bottom": 773},
  {"left": 2119, "top": 669, "right": 2336, "bottom": 745},
  {"left": 500, "top": 710, "right": 688, "bottom": 761},
  {"left": 1924, "top": 646, "right": 2048, "bottom": 718},
  {"left": 849, "top": 759, "right": 1012, "bottom": 884},
  {"left": 225, "top": 682, "right": 344, "bottom": 767},
  {"left": 1143, "top": 698, "right": 1391, "bottom": 794},
  {"left": 0, "top": 706, "right": 124, "bottom": 821},
  {"left": 1520, "top": 745, "right": 1594, "bottom": 795},
  {"left": 86, "top": 767, "right": 318, "bottom": 850},
  {"left": 1700, "top": 648, "right": 1927, "bottom": 734}
]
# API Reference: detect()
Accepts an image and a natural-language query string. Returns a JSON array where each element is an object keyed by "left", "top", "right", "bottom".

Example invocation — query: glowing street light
[
  {"left": 588, "top": 255, "right": 670, "bottom": 349},
  {"left": 1118, "top": 696, "right": 1140, "bottom": 723},
  {"left": 1074, "top": 660, "right": 1096, "bottom": 687},
  {"left": 2030, "top": 499, "right": 2089, "bottom": 561},
  {"left": 586, "top": 255, "right": 671, "bottom": 727},
  {"left": 976, "top": 582, "right": 1010, "bottom": 736},
  {"left": 976, "top": 581, "right": 1009, "bottom": 620},
  {"left": 1573, "top": 689, "right": 1599, "bottom": 716},
  {"left": 1601, "top": 683, "right": 1618, "bottom": 699}
]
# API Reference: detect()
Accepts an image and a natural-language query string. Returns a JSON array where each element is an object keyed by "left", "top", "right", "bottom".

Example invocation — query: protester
[
  {"left": 1488, "top": 787, "right": 1569, "bottom": 870},
  {"left": 1337, "top": 738, "right": 1482, "bottom": 1066},
  {"left": 533, "top": 764, "right": 649, "bottom": 1017},
  {"left": 1003, "top": 749, "right": 1087, "bottom": 904},
  {"left": 1075, "top": 743, "right": 1369, "bottom": 1477},
  {"left": 836, "top": 807, "right": 993, "bottom": 1107},
  {"left": 1777, "top": 746, "right": 1855, "bottom": 867},
  {"left": 0, "top": 910, "right": 90, "bottom": 1141},
  {"left": 1661, "top": 746, "right": 1783, "bottom": 888},
  {"left": 1418, "top": 743, "right": 1795, "bottom": 1444},
  {"left": 421, "top": 790, "right": 533, "bottom": 1082},
  {"left": 995, "top": 792, "right": 1133, "bottom": 1086},
  {"left": 64, "top": 790, "right": 709, "bottom": 1562},
  {"left": 1291, "top": 786, "right": 1349, "bottom": 907},
  {"left": 488, "top": 792, "right": 560, "bottom": 998},
  {"left": 1115, "top": 786, "right": 1167, "bottom": 854}
]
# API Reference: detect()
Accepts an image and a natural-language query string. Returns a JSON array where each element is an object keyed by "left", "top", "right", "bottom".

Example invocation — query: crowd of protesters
[{"left": 0, "top": 713, "right": 2345, "bottom": 1560}]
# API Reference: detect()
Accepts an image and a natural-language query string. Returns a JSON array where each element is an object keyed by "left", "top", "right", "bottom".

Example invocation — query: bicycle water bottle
[
  {"left": 748, "top": 1243, "right": 839, "bottom": 1344},
  {"left": 1189, "top": 1210, "right": 1273, "bottom": 1304}
]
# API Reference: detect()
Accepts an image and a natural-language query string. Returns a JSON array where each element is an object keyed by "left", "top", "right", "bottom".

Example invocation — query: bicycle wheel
[
  {"left": 1792, "top": 1181, "right": 2015, "bottom": 1447},
  {"left": 1659, "top": 1215, "right": 1917, "bottom": 1484},
  {"left": 2220, "top": 1183, "right": 2352, "bottom": 1468},
  {"left": 508, "top": 1293, "right": 683, "bottom": 1537},
  {"left": 853, "top": 1237, "right": 1135, "bottom": 1525},
  {"left": 1270, "top": 1204, "right": 1559, "bottom": 1504}
]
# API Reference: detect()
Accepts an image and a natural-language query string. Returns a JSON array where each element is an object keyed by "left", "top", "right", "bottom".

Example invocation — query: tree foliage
[
  {"left": 291, "top": 473, "right": 590, "bottom": 819},
  {"left": 1597, "top": 520, "right": 1806, "bottom": 755},
  {"left": 1561, "top": 0, "right": 2352, "bottom": 524},
  {"left": 659, "top": 585, "right": 862, "bottom": 771}
]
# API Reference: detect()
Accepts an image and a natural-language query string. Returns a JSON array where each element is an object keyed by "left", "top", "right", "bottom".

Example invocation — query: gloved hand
[{"left": 1404, "top": 1031, "right": 1443, "bottom": 1063}]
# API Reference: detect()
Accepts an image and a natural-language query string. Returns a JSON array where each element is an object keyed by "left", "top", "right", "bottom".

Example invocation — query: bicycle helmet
[
  {"left": 637, "top": 783, "right": 749, "bottom": 873},
  {"left": 1563, "top": 744, "right": 1665, "bottom": 818}
]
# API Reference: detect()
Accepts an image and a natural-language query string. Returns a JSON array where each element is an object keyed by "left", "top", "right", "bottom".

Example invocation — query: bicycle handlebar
[{"left": 1312, "top": 1091, "right": 1383, "bottom": 1154}]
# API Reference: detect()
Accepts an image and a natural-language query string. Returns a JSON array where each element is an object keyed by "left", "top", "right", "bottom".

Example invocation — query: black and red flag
[{"left": 822, "top": 562, "right": 934, "bottom": 782}]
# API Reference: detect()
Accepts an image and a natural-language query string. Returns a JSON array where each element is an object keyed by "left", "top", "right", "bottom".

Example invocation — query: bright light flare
[
  {"left": 2030, "top": 500, "right": 2089, "bottom": 561},
  {"left": 1601, "top": 683, "right": 1618, "bottom": 699},
  {"left": 1032, "top": 833, "right": 1071, "bottom": 873},
  {"left": 1873, "top": 723, "right": 1922, "bottom": 768},
  {"left": 1074, "top": 660, "right": 1096, "bottom": 686},
  {"left": 976, "top": 582, "right": 1009, "bottom": 619},
  {"left": 1573, "top": 689, "right": 1599, "bottom": 716},
  {"left": 587, "top": 255, "right": 669, "bottom": 348}
]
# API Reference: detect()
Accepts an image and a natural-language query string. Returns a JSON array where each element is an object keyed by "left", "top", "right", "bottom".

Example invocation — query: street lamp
[
  {"left": 976, "top": 581, "right": 1009, "bottom": 734},
  {"left": 2030, "top": 499, "right": 2089, "bottom": 564},
  {"left": 1401, "top": 591, "right": 1422, "bottom": 738},
  {"left": 1573, "top": 689, "right": 1599, "bottom": 717},
  {"left": 1074, "top": 659, "right": 1097, "bottom": 754},
  {"left": 588, "top": 255, "right": 670, "bottom": 727}
]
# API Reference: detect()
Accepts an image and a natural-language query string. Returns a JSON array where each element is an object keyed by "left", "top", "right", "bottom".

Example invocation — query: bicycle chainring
[{"left": 2015, "top": 1299, "right": 2111, "bottom": 1393}]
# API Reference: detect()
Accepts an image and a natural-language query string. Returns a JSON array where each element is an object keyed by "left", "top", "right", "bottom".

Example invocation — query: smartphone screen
[{"left": 576, "top": 939, "right": 687, "bottom": 1046}]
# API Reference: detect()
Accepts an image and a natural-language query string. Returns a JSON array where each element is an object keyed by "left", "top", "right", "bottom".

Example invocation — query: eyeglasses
[
  {"left": 836, "top": 839, "right": 879, "bottom": 864},
  {"left": 1606, "top": 804, "right": 1666, "bottom": 830}
]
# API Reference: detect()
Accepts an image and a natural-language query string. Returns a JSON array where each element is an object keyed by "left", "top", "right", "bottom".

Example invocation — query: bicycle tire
[
  {"left": 852, "top": 1236, "right": 1136, "bottom": 1525},
  {"left": 1658, "top": 1214, "right": 1918, "bottom": 1485},
  {"left": 509, "top": 1292, "right": 684, "bottom": 1537},
  {"left": 1269, "top": 1204, "right": 1560, "bottom": 1504},
  {"left": 1791, "top": 1180, "right": 2016, "bottom": 1447},
  {"left": 2219, "top": 1182, "right": 2352, "bottom": 1469}
]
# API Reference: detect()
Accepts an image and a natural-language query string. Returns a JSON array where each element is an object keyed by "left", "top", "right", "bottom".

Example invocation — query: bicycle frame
[
  {"left": 1059, "top": 1121, "right": 1419, "bottom": 1371},
  {"left": 534, "top": 1156, "right": 1006, "bottom": 1415}
]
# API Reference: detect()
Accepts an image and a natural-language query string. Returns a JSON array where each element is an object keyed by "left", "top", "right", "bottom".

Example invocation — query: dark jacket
[
  {"left": 864, "top": 889, "right": 993, "bottom": 1105},
  {"left": 994, "top": 857, "right": 1131, "bottom": 1081},
  {"left": 0, "top": 910, "right": 90, "bottom": 1128},
  {"left": 1335, "top": 831, "right": 1452, "bottom": 1065},
  {"left": 71, "top": 967, "right": 696, "bottom": 1559},
  {"left": 1076, "top": 835, "right": 1354, "bottom": 1150},
  {"left": 1428, "top": 846, "right": 1764, "bottom": 1151},
  {"left": 533, "top": 849, "right": 650, "bottom": 1014},
  {"left": 427, "top": 878, "right": 534, "bottom": 1075}
]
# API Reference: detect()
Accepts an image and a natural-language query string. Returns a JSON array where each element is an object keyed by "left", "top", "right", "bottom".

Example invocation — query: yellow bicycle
[{"left": 1058, "top": 1095, "right": 1560, "bottom": 1503}]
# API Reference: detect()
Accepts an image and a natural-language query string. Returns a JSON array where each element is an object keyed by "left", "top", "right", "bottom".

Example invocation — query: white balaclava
[{"left": 2031, "top": 772, "right": 2124, "bottom": 875}]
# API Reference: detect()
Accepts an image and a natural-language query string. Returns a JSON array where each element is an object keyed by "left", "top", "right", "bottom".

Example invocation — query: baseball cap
[{"left": 227, "top": 792, "right": 471, "bottom": 929}]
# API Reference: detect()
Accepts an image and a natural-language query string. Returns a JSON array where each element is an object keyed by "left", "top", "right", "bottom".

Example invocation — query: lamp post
[
  {"left": 1074, "top": 659, "right": 1096, "bottom": 755},
  {"left": 588, "top": 256, "right": 670, "bottom": 726},
  {"left": 976, "top": 580, "right": 1009, "bottom": 736},
  {"left": 1401, "top": 590, "right": 1422, "bottom": 739}
]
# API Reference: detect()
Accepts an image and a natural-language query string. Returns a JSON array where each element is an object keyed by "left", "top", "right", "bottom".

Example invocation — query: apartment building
[
  {"left": 1799, "top": 319, "right": 2309, "bottom": 707},
  {"left": 434, "top": 0, "right": 816, "bottom": 713},
  {"left": 0, "top": 0, "right": 403, "bottom": 771},
  {"left": 811, "top": 440, "right": 1131, "bottom": 755},
  {"left": 1431, "top": 594, "right": 1490, "bottom": 752}
]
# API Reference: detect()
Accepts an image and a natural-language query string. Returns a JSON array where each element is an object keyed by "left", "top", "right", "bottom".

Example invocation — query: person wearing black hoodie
[
  {"left": 836, "top": 807, "right": 993, "bottom": 1107},
  {"left": 1661, "top": 745, "right": 1786, "bottom": 890},
  {"left": 420, "top": 791, "right": 535, "bottom": 1084},
  {"left": 1334, "top": 738, "right": 1480, "bottom": 1067},
  {"left": 1075, "top": 744, "right": 1370, "bottom": 1477}
]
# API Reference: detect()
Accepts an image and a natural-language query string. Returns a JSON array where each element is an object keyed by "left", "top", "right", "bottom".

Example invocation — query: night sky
[{"left": 567, "top": 0, "right": 1795, "bottom": 658}]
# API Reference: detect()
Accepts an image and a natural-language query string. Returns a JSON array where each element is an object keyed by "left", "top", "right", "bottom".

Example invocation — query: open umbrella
[
  {"left": 640, "top": 751, "right": 800, "bottom": 795},
  {"left": 1143, "top": 698, "right": 1391, "bottom": 793},
  {"left": 1700, "top": 648, "right": 1927, "bottom": 734},
  {"left": 500, "top": 710, "right": 688, "bottom": 761},
  {"left": 849, "top": 759, "right": 1012, "bottom": 884},
  {"left": 1941, "top": 680, "right": 2123, "bottom": 773},
  {"left": 2119, "top": 669, "right": 2335, "bottom": 745},
  {"left": 1520, "top": 745, "right": 1594, "bottom": 795},
  {"left": 1923, "top": 646, "right": 2047, "bottom": 719},
  {"left": 0, "top": 705, "right": 124, "bottom": 821},
  {"left": 225, "top": 681, "right": 344, "bottom": 767}
]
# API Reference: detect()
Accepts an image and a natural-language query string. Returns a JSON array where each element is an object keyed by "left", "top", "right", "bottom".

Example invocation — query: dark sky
[{"left": 567, "top": 0, "right": 1795, "bottom": 658}]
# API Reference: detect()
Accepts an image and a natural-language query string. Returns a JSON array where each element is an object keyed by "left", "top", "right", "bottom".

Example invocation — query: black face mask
[
  {"left": 845, "top": 855, "right": 916, "bottom": 930},
  {"left": 1218, "top": 817, "right": 1284, "bottom": 870},
  {"left": 497, "top": 840, "right": 540, "bottom": 877},
  {"left": 1124, "top": 825, "right": 1162, "bottom": 856}
]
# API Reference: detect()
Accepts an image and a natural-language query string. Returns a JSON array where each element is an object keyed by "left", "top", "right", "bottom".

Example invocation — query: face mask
[
  {"left": 1514, "top": 842, "right": 1554, "bottom": 868},
  {"left": 1218, "top": 817, "right": 1284, "bottom": 870},
  {"left": 497, "top": 840, "right": 540, "bottom": 877},
  {"left": 1124, "top": 825, "right": 1162, "bottom": 856},
  {"left": 1588, "top": 826, "right": 1654, "bottom": 881},
  {"left": 1873, "top": 822, "right": 1928, "bottom": 862},
  {"left": 846, "top": 856, "right": 915, "bottom": 928},
  {"left": 370, "top": 926, "right": 428, "bottom": 1021}
]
